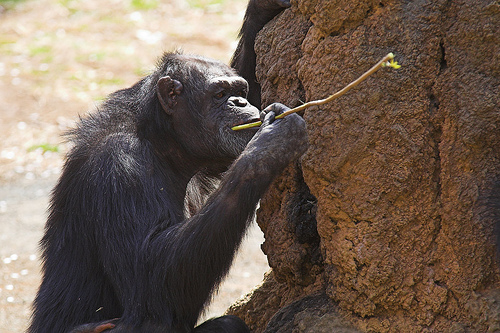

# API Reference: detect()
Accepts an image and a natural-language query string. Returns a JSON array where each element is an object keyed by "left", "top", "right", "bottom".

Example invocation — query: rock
[{"left": 229, "top": 0, "right": 500, "bottom": 331}]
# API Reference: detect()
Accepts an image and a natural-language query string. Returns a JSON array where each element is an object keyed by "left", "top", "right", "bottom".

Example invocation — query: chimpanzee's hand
[{"left": 244, "top": 103, "right": 308, "bottom": 176}]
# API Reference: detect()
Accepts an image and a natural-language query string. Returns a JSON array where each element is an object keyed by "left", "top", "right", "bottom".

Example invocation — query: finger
[
  {"left": 268, "top": 103, "right": 290, "bottom": 117},
  {"left": 261, "top": 111, "right": 276, "bottom": 126},
  {"left": 260, "top": 110, "right": 267, "bottom": 122}
]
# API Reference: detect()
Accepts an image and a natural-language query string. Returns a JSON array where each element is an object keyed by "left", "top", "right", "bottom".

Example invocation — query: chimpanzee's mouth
[{"left": 232, "top": 117, "right": 261, "bottom": 127}]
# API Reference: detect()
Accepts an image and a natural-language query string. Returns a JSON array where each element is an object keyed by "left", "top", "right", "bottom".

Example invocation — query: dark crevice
[
  {"left": 428, "top": 94, "right": 440, "bottom": 115},
  {"left": 430, "top": 214, "right": 442, "bottom": 252},
  {"left": 353, "top": 257, "right": 366, "bottom": 272},
  {"left": 286, "top": 164, "right": 322, "bottom": 250},
  {"left": 430, "top": 102, "right": 442, "bottom": 202},
  {"left": 287, "top": 172, "right": 319, "bottom": 245},
  {"left": 438, "top": 40, "right": 448, "bottom": 73},
  {"left": 429, "top": 91, "right": 443, "bottom": 253},
  {"left": 327, "top": 32, "right": 338, "bottom": 39},
  {"left": 285, "top": 164, "right": 323, "bottom": 275},
  {"left": 434, "top": 278, "right": 447, "bottom": 289}
]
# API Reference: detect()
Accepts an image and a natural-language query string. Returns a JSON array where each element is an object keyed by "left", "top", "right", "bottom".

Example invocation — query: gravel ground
[{"left": 0, "top": 0, "right": 269, "bottom": 331}]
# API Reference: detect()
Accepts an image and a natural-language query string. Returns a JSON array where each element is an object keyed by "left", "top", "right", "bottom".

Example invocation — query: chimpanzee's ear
[{"left": 157, "top": 76, "right": 183, "bottom": 115}]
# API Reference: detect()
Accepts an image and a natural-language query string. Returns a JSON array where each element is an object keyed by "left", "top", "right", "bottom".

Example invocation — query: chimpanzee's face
[
  {"left": 156, "top": 56, "right": 261, "bottom": 162},
  {"left": 201, "top": 75, "right": 260, "bottom": 158}
]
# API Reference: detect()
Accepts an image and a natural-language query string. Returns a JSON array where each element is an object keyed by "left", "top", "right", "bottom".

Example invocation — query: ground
[{"left": 0, "top": 0, "right": 269, "bottom": 331}]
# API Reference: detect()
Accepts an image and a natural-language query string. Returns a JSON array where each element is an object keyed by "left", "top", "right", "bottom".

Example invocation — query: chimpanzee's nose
[{"left": 230, "top": 97, "right": 247, "bottom": 107}]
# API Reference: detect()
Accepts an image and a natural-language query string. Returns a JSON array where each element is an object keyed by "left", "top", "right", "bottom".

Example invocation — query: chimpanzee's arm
[
  {"left": 142, "top": 108, "right": 308, "bottom": 329},
  {"left": 231, "top": 0, "right": 290, "bottom": 107}
]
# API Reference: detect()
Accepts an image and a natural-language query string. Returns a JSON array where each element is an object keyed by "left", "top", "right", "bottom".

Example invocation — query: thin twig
[{"left": 232, "top": 52, "right": 398, "bottom": 131}]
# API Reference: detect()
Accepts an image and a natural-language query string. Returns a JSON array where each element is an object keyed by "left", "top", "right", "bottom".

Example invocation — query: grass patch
[
  {"left": 98, "top": 77, "right": 125, "bottom": 85},
  {"left": 0, "top": 37, "right": 16, "bottom": 46},
  {"left": 88, "top": 52, "right": 107, "bottom": 62},
  {"left": 0, "top": 0, "right": 26, "bottom": 10},
  {"left": 27, "top": 143, "right": 60, "bottom": 154},
  {"left": 187, "top": 0, "right": 227, "bottom": 9},
  {"left": 57, "top": 0, "right": 73, "bottom": 6},
  {"left": 130, "top": 0, "right": 158, "bottom": 10},
  {"left": 29, "top": 45, "right": 52, "bottom": 57}
]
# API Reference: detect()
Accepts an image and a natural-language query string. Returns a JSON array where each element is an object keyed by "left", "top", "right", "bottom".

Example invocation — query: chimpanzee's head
[{"left": 156, "top": 52, "right": 260, "bottom": 162}]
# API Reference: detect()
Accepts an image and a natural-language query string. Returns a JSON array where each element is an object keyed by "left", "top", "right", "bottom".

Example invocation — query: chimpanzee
[{"left": 28, "top": 0, "right": 304, "bottom": 332}]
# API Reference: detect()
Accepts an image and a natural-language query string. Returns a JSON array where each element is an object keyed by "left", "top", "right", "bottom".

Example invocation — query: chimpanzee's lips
[{"left": 232, "top": 117, "right": 261, "bottom": 127}]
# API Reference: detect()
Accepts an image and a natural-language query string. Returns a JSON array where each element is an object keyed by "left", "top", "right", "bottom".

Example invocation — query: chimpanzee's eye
[
  {"left": 238, "top": 90, "right": 247, "bottom": 98},
  {"left": 215, "top": 91, "right": 225, "bottom": 99}
]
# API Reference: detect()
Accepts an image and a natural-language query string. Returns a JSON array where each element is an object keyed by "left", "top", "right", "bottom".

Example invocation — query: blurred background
[{"left": 0, "top": 0, "right": 269, "bottom": 331}]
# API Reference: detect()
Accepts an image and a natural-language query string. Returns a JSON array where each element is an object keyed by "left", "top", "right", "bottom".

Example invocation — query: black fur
[
  {"left": 231, "top": 0, "right": 290, "bottom": 107},
  {"left": 29, "top": 2, "right": 300, "bottom": 332}
]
